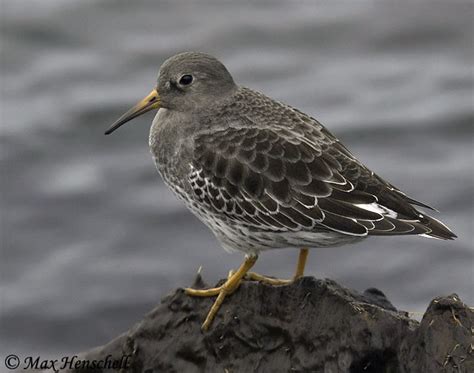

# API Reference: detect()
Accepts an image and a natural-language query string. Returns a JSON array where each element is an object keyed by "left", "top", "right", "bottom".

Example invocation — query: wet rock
[
  {"left": 399, "top": 294, "right": 473, "bottom": 373},
  {"left": 71, "top": 277, "right": 473, "bottom": 373}
]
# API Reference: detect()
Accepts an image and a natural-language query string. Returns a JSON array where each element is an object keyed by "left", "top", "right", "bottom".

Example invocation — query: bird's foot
[
  {"left": 184, "top": 286, "right": 223, "bottom": 297},
  {"left": 184, "top": 255, "right": 257, "bottom": 331},
  {"left": 184, "top": 280, "right": 241, "bottom": 330},
  {"left": 184, "top": 268, "right": 240, "bottom": 297},
  {"left": 244, "top": 271, "right": 294, "bottom": 285},
  {"left": 184, "top": 248, "right": 309, "bottom": 331}
]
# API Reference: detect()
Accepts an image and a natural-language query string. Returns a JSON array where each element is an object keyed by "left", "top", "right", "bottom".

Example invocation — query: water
[{"left": 1, "top": 0, "right": 473, "bottom": 357}]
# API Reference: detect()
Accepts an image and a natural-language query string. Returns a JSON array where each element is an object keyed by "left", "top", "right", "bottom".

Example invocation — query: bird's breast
[{"left": 149, "top": 109, "right": 195, "bottom": 190}]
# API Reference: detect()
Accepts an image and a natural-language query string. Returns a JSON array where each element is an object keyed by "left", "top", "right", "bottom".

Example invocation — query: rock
[
  {"left": 399, "top": 294, "right": 474, "bottom": 373},
  {"left": 70, "top": 277, "right": 473, "bottom": 373}
]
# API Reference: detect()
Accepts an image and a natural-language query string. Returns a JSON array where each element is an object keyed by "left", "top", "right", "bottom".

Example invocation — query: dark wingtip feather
[
  {"left": 421, "top": 214, "right": 457, "bottom": 240},
  {"left": 404, "top": 195, "right": 439, "bottom": 212}
]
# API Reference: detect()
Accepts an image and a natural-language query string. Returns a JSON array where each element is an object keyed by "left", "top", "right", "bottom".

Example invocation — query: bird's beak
[{"left": 105, "top": 88, "right": 161, "bottom": 135}]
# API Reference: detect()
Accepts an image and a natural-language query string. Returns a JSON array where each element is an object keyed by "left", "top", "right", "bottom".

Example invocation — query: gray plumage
[{"left": 147, "top": 52, "right": 455, "bottom": 254}]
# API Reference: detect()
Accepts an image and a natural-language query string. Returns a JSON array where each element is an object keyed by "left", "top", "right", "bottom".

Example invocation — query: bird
[{"left": 105, "top": 51, "right": 456, "bottom": 331}]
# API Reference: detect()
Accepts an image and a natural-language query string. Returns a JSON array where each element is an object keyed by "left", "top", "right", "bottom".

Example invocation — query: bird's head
[{"left": 105, "top": 52, "right": 236, "bottom": 135}]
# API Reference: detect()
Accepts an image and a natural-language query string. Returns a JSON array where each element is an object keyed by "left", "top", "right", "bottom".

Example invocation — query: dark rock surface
[{"left": 71, "top": 277, "right": 473, "bottom": 373}]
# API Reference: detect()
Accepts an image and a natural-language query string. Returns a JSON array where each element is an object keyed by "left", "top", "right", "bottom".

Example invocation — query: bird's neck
[{"left": 149, "top": 108, "right": 194, "bottom": 171}]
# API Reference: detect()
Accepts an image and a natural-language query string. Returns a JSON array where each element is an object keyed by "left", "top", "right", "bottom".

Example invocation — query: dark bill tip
[{"left": 104, "top": 89, "right": 160, "bottom": 135}]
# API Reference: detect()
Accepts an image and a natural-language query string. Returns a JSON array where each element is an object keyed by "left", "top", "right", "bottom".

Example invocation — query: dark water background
[{"left": 1, "top": 0, "right": 473, "bottom": 357}]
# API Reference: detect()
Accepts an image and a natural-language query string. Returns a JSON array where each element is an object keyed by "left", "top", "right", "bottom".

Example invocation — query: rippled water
[{"left": 1, "top": 0, "right": 473, "bottom": 356}]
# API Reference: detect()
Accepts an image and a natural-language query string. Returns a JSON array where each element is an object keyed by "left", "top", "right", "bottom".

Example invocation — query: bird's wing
[
  {"left": 192, "top": 124, "right": 397, "bottom": 237},
  {"left": 190, "top": 89, "right": 454, "bottom": 239}
]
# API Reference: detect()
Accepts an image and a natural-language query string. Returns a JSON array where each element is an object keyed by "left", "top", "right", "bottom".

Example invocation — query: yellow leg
[
  {"left": 184, "top": 255, "right": 257, "bottom": 330},
  {"left": 246, "top": 247, "right": 310, "bottom": 284},
  {"left": 294, "top": 247, "right": 309, "bottom": 279}
]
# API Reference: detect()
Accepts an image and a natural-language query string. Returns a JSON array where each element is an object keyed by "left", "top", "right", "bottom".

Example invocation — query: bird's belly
[
  {"left": 153, "top": 157, "right": 363, "bottom": 254},
  {"left": 210, "top": 225, "right": 364, "bottom": 254}
]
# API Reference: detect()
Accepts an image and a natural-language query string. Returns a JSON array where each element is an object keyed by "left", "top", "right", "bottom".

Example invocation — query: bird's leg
[
  {"left": 293, "top": 247, "right": 309, "bottom": 279},
  {"left": 245, "top": 247, "right": 309, "bottom": 285},
  {"left": 184, "top": 255, "right": 258, "bottom": 330}
]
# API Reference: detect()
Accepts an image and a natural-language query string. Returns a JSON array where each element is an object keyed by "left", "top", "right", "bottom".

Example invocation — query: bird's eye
[{"left": 179, "top": 74, "right": 193, "bottom": 86}]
